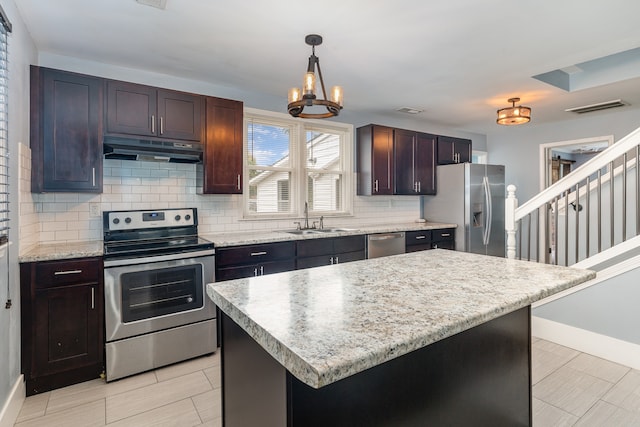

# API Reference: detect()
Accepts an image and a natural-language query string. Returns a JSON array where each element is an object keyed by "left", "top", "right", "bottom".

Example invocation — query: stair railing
[{"left": 506, "top": 126, "right": 640, "bottom": 265}]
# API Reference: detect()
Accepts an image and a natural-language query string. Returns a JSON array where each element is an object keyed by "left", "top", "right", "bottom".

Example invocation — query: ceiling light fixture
[
  {"left": 496, "top": 97, "right": 531, "bottom": 125},
  {"left": 288, "top": 34, "right": 343, "bottom": 119}
]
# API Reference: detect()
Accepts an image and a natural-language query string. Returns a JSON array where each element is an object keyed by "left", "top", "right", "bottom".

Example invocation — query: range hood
[{"left": 103, "top": 137, "right": 203, "bottom": 163}]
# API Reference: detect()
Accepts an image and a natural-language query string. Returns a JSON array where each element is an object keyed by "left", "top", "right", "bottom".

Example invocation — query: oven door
[{"left": 104, "top": 249, "right": 215, "bottom": 342}]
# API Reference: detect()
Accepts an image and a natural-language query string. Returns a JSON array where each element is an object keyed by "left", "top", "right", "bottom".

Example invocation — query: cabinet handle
[
  {"left": 151, "top": 115, "right": 155, "bottom": 133},
  {"left": 441, "top": 233, "right": 451, "bottom": 237},
  {"left": 54, "top": 269, "right": 82, "bottom": 275},
  {"left": 374, "top": 179, "right": 379, "bottom": 193},
  {"left": 254, "top": 268, "right": 258, "bottom": 276},
  {"left": 330, "top": 257, "right": 334, "bottom": 265},
  {"left": 335, "top": 256, "right": 339, "bottom": 264},
  {"left": 415, "top": 235, "right": 426, "bottom": 240},
  {"left": 250, "top": 251, "right": 267, "bottom": 256},
  {"left": 91, "top": 287, "right": 95, "bottom": 310},
  {"left": 237, "top": 174, "right": 241, "bottom": 190},
  {"left": 92, "top": 167, "right": 96, "bottom": 187},
  {"left": 260, "top": 266, "right": 264, "bottom": 276},
  {"left": 418, "top": 181, "right": 421, "bottom": 192},
  {"left": 160, "top": 116, "right": 164, "bottom": 135}
]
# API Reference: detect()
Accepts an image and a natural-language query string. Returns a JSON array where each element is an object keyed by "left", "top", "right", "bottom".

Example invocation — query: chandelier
[
  {"left": 288, "top": 34, "right": 343, "bottom": 119},
  {"left": 497, "top": 97, "right": 531, "bottom": 125}
]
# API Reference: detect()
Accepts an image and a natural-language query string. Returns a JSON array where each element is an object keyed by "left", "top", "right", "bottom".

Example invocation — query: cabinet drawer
[
  {"left": 34, "top": 258, "right": 102, "bottom": 289},
  {"left": 334, "top": 235, "right": 366, "bottom": 253},
  {"left": 405, "top": 230, "right": 432, "bottom": 246},
  {"left": 296, "top": 238, "right": 334, "bottom": 258},
  {"left": 432, "top": 228, "right": 455, "bottom": 241},
  {"left": 216, "top": 242, "right": 295, "bottom": 267},
  {"left": 216, "top": 259, "right": 296, "bottom": 281}
]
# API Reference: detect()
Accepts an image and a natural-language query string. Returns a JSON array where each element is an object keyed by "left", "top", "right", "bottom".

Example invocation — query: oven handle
[{"left": 104, "top": 248, "right": 215, "bottom": 267}]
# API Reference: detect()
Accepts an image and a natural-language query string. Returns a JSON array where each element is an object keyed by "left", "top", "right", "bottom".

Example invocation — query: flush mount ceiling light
[
  {"left": 496, "top": 97, "right": 531, "bottom": 125},
  {"left": 288, "top": 34, "right": 343, "bottom": 119}
]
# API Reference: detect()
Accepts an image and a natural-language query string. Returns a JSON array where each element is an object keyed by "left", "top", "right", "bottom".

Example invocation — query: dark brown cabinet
[
  {"left": 357, "top": 125, "right": 394, "bottom": 195},
  {"left": 405, "top": 228, "right": 455, "bottom": 252},
  {"left": 394, "top": 130, "right": 437, "bottom": 195},
  {"left": 30, "top": 66, "right": 103, "bottom": 193},
  {"left": 296, "top": 235, "right": 366, "bottom": 269},
  {"left": 216, "top": 241, "right": 296, "bottom": 281},
  {"left": 20, "top": 257, "right": 104, "bottom": 396},
  {"left": 106, "top": 80, "right": 203, "bottom": 142},
  {"left": 197, "top": 96, "right": 244, "bottom": 194},
  {"left": 437, "top": 136, "right": 471, "bottom": 165}
]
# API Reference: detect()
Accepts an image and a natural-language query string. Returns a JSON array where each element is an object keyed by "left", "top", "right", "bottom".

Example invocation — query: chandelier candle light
[
  {"left": 288, "top": 34, "right": 343, "bottom": 119},
  {"left": 496, "top": 97, "right": 531, "bottom": 125}
]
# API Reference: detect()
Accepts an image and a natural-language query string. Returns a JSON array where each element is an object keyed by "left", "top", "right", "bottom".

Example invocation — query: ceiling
[{"left": 15, "top": 0, "right": 640, "bottom": 134}]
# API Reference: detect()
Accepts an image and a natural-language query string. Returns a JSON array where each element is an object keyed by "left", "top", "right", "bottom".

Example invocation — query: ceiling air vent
[
  {"left": 565, "top": 99, "right": 627, "bottom": 114},
  {"left": 396, "top": 107, "right": 423, "bottom": 114}
]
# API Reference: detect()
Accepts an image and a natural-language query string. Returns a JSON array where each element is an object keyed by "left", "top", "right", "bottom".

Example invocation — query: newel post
[{"left": 505, "top": 184, "right": 518, "bottom": 259}]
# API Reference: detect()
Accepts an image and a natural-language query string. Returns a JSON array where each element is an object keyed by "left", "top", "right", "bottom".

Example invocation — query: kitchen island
[{"left": 207, "top": 250, "right": 595, "bottom": 426}]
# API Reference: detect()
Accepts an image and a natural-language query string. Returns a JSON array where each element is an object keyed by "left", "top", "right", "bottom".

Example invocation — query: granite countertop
[
  {"left": 200, "top": 221, "right": 457, "bottom": 247},
  {"left": 19, "top": 241, "right": 104, "bottom": 263},
  {"left": 19, "top": 221, "right": 456, "bottom": 262},
  {"left": 208, "top": 250, "right": 595, "bottom": 389}
]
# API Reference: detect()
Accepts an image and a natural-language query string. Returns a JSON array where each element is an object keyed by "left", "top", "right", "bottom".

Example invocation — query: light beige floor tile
[
  {"left": 154, "top": 352, "right": 219, "bottom": 382},
  {"left": 532, "top": 397, "right": 578, "bottom": 427},
  {"left": 198, "top": 417, "right": 222, "bottom": 427},
  {"left": 203, "top": 365, "right": 221, "bottom": 389},
  {"left": 534, "top": 365, "right": 614, "bottom": 417},
  {"left": 575, "top": 400, "right": 640, "bottom": 426},
  {"left": 107, "top": 398, "right": 202, "bottom": 427},
  {"left": 46, "top": 372, "right": 157, "bottom": 414},
  {"left": 14, "top": 399, "right": 105, "bottom": 427},
  {"left": 566, "top": 352, "right": 631, "bottom": 384},
  {"left": 602, "top": 369, "right": 640, "bottom": 413},
  {"left": 106, "top": 371, "right": 212, "bottom": 423},
  {"left": 15, "top": 392, "right": 50, "bottom": 424},
  {"left": 532, "top": 340, "right": 580, "bottom": 384},
  {"left": 192, "top": 388, "right": 221, "bottom": 422}
]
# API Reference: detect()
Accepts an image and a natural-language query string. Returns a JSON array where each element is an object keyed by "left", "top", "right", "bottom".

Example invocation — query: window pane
[
  {"left": 307, "top": 172, "right": 342, "bottom": 211},
  {"left": 247, "top": 121, "right": 290, "bottom": 167},
  {"left": 248, "top": 170, "right": 292, "bottom": 213},
  {"left": 306, "top": 131, "right": 340, "bottom": 169}
]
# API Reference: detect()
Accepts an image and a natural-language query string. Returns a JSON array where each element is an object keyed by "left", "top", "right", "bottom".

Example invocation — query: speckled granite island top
[{"left": 208, "top": 250, "right": 595, "bottom": 389}]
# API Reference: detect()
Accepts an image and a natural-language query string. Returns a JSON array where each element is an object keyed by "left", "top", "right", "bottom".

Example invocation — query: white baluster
[{"left": 506, "top": 184, "right": 518, "bottom": 259}]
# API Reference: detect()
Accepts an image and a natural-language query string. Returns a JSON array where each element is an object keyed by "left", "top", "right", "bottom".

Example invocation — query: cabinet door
[
  {"left": 200, "top": 96, "right": 244, "bottom": 194},
  {"left": 414, "top": 133, "right": 437, "bottom": 195},
  {"left": 393, "top": 129, "right": 416, "bottom": 195},
  {"left": 106, "top": 80, "right": 156, "bottom": 137},
  {"left": 372, "top": 126, "right": 394, "bottom": 194},
  {"left": 32, "top": 284, "right": 101, "bottom": 377},
  {"left": 157, "top": 89, "right": 203, "bottom": 141},
  {"left": 454, "top": 139, "right": 472, "bottom": 163},
  {"left": 333, "top": 250, "right": 365, "bottom": 264},
  {"left": 31, "top": 67, "right": 103, "bottom": 192}
]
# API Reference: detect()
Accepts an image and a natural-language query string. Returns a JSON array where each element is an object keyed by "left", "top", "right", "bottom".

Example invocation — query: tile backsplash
[{"left": 19, "top": 150, "right": 422, "bottom": 251}]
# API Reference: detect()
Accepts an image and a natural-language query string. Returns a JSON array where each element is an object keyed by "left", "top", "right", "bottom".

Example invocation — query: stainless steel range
[{"left": 103, "top": 208, "right": 216, "bottom": 381}]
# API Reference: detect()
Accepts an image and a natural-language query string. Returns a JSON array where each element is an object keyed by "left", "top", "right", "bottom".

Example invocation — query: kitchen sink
[{"left": 281, "top": 228, "right": 356, "bottom": 235}]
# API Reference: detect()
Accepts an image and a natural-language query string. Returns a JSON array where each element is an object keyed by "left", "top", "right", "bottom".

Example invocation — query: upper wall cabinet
[
  {"left": 437, "top": 136, "right": 471, "bottom": 165},
  {"left": 30, "top": 66, "right": 103, "bottom": 193},
  {"left": 106, "top": 80, "right": 204, "bottom": 142},
  {"left": 197, "top": 96, "right": 244, "bottom": 194},
  {"left": 357, "top": 124, "right": 394, "bottom": 195},
  {"left": 394, "top": 129, "right": 437, "bottom": 195}
]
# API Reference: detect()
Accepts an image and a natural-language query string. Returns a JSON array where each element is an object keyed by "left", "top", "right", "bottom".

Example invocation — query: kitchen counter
[
  {"left": 208, "top": 250, "right": 595, "bottom": 426},
  {"left": 18, "top": 241, "right": 103, "bottom": 263},
  {"left": 200, "top": 220, "right": 456, "bottom": 247}
]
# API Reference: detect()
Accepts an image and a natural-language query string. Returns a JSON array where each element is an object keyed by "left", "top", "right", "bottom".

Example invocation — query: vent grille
[
  {"left": 565, "top": 99, "right": 627, "bottom": 114},
  {"left": 396, "top": 107, "right": 423, "bottom": 114}
]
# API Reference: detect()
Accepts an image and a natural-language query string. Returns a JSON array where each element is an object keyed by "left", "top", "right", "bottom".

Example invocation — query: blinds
[{"left": 0, "top": 4, "right": 9, "bottom": 246}]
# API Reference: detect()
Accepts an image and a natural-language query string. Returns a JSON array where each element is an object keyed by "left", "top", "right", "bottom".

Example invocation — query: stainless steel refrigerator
[{"left": 423, "top": 163, "right": 505, "bottom": 257}]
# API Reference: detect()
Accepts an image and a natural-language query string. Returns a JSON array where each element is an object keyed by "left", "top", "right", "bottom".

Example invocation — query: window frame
[{"left": 243, "top": 108, "right": 353, "bottom": 220}]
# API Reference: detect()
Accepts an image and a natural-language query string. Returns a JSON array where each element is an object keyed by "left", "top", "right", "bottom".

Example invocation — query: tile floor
[{"left": 13, "top": 338, "right": 640, "bottom": 426}]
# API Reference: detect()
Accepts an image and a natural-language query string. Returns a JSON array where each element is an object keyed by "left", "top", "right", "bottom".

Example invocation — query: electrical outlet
[{"left": 89, "top": 203, "right": 101, "bottom": 218}]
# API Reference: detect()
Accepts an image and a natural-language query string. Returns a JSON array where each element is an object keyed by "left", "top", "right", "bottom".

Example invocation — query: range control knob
[
  {"left": 175, "top": 215, "right": 181, "bottom": 221},
  {"left": 125, "top": 217, "right": 132, "bottom": 224},
  {"left": 185, "top": 214, "right": 191, "bottom": 221},
  {"left": 112, "top": 218, "right": 120, "bottom": 225}
]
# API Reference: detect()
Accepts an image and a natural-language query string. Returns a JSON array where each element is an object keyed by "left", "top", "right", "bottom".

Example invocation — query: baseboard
[
  {"left": 532, "top": 316, "right": 640, "bottom": 370},
  {"left": 0, "top": 374, "right": 25, "bottom": 427}
]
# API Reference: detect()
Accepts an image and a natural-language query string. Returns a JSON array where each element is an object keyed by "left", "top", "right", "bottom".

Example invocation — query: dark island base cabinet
[
  {"left": 220, "top": 306, "right": 532, "bottom": 426},
  {"left": 20, "top": 258, "right": 104, "bottom": 396}
]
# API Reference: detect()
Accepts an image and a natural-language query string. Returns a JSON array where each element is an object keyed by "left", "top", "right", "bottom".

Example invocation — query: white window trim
[{"left": 243, "top": 107, "right": 354, "bottom": 220}]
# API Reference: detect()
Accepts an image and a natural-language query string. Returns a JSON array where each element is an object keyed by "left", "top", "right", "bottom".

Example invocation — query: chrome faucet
[{"left": 304, "top": 201, "right": 310, "bottom": 229}]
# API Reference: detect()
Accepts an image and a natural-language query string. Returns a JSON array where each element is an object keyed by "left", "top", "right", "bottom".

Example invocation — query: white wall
[{"left": 0, "top": 0, "right": 37, "bottom": 423}]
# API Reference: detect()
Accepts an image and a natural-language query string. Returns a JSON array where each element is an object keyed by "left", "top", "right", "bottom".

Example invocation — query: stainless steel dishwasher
[{"left": 367, "top": 232, "right": 406, "bottom": 258}]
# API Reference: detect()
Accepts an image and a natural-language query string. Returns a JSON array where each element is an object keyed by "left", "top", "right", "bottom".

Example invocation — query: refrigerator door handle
[{"left": 483, "top": 176, "right": 492, "bottom": 245}]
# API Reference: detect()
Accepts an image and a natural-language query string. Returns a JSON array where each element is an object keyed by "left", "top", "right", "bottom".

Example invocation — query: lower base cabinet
[
  {"left": 406, "top": 228, "right": 455, "bottom": 253},
  {"left": 296, "top": 235, "right": 366, "bottom": 269},
  {"left": 20, "top": 257, "right": 104, "bottom": 396}
]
